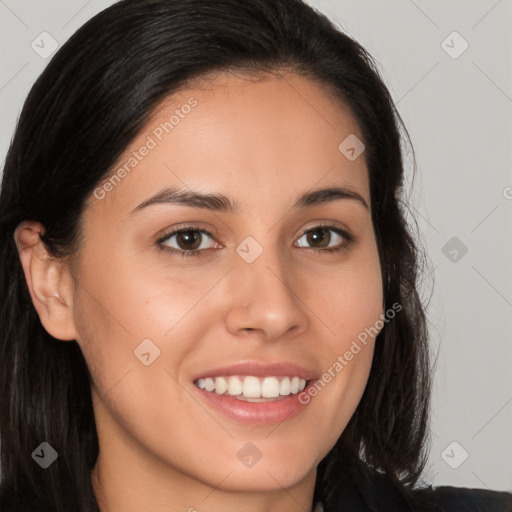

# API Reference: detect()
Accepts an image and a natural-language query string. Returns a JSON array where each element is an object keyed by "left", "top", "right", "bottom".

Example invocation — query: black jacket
[
  {"left": 314, "top": 459, "right": 512, "bottom": 512},
  {"left": 316, "top": 478, "right": 512, "bottom": 511}
]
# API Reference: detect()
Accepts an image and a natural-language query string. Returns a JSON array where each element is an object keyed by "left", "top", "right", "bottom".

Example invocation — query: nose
[{"left": 224, "top": 247, "right": 309, "bottom": 342}]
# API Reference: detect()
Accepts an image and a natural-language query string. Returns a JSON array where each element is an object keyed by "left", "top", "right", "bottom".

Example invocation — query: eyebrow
[{"left": 129, "top": 185, "right": 369, "bottom": 215}]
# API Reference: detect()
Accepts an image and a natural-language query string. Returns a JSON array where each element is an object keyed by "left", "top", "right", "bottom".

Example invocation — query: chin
[{"left": 199, "top": 454, "right": 317, "bottom": 493}]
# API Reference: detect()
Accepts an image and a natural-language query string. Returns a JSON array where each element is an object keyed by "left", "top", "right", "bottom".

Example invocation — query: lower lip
[{"left": 193, "top": 381, "right": 317, "bottom": 425}]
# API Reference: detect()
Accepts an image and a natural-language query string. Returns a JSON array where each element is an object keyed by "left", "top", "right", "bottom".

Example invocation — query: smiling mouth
[{"left": 194, "top": 375, "right": 308, "bottom": 402}]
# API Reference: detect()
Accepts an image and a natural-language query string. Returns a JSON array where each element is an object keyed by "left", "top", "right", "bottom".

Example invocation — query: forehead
[{"left": 88, "top": 69, "right": 369, "bottom": 217}]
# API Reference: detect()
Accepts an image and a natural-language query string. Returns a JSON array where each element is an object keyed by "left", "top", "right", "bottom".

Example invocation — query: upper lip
[{"left": 191, "top": 360, "right": 319, "bottom": 382}]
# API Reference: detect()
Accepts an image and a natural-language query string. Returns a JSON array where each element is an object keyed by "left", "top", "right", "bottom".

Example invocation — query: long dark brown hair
[{"left": 0, "top": 1, "right": 431, "bottom": 510}]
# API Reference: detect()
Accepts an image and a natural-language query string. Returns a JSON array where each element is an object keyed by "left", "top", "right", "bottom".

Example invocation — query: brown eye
[
  {"left": 159, "top": 228, "right": 218, "bottom": 255},
  {"left": 175, "top": 230, "right": 202, "bottom": 250},
  {"left": 305, "top": 227, "right": 331, "bottom": 248},
  {"left": 295, "top": 226, "right": 352, "bottom": 252}
]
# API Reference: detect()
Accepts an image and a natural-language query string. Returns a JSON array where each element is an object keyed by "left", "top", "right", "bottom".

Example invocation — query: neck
[
  {"left": 90, "top": 397, "right": 319, "bottom": 512},
  {"left": 91, "top": 453, "right": 318, "bottom": 512}
]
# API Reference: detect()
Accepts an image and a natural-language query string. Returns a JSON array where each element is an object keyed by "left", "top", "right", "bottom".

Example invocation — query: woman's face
[{"left": 68, "top": 71, "right": 383, "bottom": 499}]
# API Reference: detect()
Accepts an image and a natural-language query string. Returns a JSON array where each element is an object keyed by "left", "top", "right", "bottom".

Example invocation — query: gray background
[{"left": 1, "top": 0, "right": 511, "bottom": 492}]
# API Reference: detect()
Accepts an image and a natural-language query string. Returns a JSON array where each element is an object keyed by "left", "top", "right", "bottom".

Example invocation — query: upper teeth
[{"left": 195, "top": 376, "right": 307, "bottom": 398}]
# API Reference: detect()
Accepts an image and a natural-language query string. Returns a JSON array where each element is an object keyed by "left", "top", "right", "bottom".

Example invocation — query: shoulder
[
  {"left": 412, "top": 484, "right": 512, "bottom": 512},
  {"left": 322, "top": 459, "right": 512, "bottom": 512},
  {"left": 360, "top": 460, "right": 512, "bottom": 512}
]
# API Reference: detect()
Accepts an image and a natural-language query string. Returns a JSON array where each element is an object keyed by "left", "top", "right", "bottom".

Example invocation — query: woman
[{"left": 0, "top": 1, "right": 510, "bottom": 511}]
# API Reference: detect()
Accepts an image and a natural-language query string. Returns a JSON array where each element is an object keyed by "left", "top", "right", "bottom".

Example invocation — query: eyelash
[{"left": 156, "top": 224, "right": 354, "bottom": 258}]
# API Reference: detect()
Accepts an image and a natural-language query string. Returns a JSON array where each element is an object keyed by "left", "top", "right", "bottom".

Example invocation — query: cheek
[
  {"left": 300, "top": 244, "right": 383, "bottom": 433},
  {"left": 307, "top": 245, "right": 384, "bottom": 347},
  {"left": 71, "top": 243, "right": 223, "bottom": 396}
]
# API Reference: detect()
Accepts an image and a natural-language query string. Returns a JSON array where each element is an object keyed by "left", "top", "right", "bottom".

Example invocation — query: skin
[{"left": 15, "top": 70, "right": 384, "bottom": 512}]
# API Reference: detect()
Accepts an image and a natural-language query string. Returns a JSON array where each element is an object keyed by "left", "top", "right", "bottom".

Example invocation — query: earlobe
[{"left": 13, "top": 220, "right": 78, "bottom": 341}]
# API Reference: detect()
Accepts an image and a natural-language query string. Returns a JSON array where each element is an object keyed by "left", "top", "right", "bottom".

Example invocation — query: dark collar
[{"left": 319, "top": 459, "right": 512, "bottom": 512}]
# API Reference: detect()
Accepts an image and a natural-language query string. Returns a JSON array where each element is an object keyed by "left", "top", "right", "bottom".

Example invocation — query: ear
[{"left": 14, "top": 220, "right": 78, "bottom": 341}]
